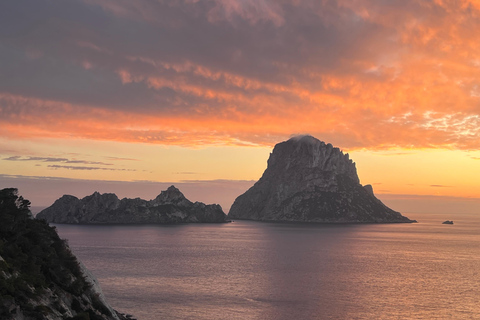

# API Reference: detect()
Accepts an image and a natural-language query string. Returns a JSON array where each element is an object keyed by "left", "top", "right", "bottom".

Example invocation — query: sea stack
[
  {"left": 228, "top": 135, "right": 413, "bottom": 223},
  {"left": 37, "top": 185, "right": 228, "bottom": 224}
]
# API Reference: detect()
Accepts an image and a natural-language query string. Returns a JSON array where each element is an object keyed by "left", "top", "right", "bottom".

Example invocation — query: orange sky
[{"left": 1, "top": 0, "right": 479, "bottom": 213}]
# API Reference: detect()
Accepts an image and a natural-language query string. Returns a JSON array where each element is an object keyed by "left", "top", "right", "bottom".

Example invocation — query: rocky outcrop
[
  {"left": 0, "top": 188, "right": 132, "bottom": 320},
  {"left": 229, "top": 135, "right": 414, "bottom": 223},
  {"left": 36, "top": 186, "right": 227, "bottom": 224}
]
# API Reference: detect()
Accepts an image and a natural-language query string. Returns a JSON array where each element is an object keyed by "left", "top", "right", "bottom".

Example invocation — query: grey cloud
[
  {"left": 3, "top": 156, "right": 113, "bottom": 166},
  {"left": 65, "top": 160, "right": 113, "bottom": 165},
  {"left": 4, "top": 156, "right": 68, "bottom": 162},
  {"left": 0, "top": 0, "right": 395, "bottom": 114}
]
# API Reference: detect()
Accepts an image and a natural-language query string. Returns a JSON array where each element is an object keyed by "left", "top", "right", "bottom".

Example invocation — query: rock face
[
  {"left": 36, "top": 186, "right": 227, "bottom": 224},
  {"left": 0, "top": 188, "right": 131, "bottom": 320},
  {"left": 229, "top": 135, "right": 414, "bottom": 223}
]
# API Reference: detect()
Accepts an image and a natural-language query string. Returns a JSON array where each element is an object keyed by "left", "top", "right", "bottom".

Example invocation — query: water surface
[{"left": 55, "top": 212, "right": 480, "bottom": 320}]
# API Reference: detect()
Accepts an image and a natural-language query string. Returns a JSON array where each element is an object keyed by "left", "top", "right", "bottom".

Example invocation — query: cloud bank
[{"left": 1, "top": 0, "right": 479, "bottom": 149}]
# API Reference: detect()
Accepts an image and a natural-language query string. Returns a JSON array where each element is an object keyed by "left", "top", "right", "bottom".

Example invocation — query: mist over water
[{"left": 55, "top": 212, "right": 480, "bottom": 320}]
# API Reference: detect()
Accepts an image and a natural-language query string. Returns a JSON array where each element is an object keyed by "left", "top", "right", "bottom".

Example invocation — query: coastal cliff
[
  {"left": 229, "top": 135, "right": 414, "bottom": 223},
  {"left": 36, "top": 186, "right": 227, "bottom": 224},
  {"left": 0, "top": 188, "right": 131, "bottom": 320}
]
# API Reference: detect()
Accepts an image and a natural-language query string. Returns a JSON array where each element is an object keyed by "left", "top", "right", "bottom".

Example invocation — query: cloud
[
  {"left": 1, "top": 0, "right": 480, "bottom": 150},
  {"left": 174, "top": 172, "right": 200, "bottom": 175},
  {"left": 3, "top": 156, "right": 113, "bottom": 166},
  {"left": 375, "top": 152, "right": 413, "bottom": 156},
  {"left": 430, "top": 184, "right": 453, "bottom": 188},
  {"left": 4, "top": 156, "right": 69, "bottom": 162},
  {"left": 65, "top": 160, "right": 112, "bottom": 165},
  {"left": 105, "top": 156, "right": 140, "bottom": 161},
  {"left": 47, "top": 165, "right": 135, "bottom": 171}
]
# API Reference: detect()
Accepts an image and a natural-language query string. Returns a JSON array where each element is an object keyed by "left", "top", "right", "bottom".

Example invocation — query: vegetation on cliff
[{"left": 0, "top": 188, "right": 127, "bottom": 320}]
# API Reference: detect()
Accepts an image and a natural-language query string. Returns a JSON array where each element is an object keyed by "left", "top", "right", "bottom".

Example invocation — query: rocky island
[
  {"left": 36, "top": 186, "right": 227, "bottom": 224},
  {"left": 0, "top": 188, "right": 131, "bottom": 320},
  {"left": 229, "top": 135, "right": 414, "bottom": 223}
]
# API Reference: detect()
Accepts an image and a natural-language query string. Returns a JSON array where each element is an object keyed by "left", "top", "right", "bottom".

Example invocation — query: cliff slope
[
  {"left": 229, "top": 135, "right": 414, "bottom": 223},
  {"left": 0, "top": 188, "right": 131, "bottom": 320},
  {"left": 37, "top": 186, "right": 227, "bottom": 224}
]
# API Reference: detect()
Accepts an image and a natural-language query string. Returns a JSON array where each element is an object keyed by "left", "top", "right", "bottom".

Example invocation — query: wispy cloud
[
  {"left": 174, "top": 172, "right": 200, "bottom": 175},
  {"left": 3, "top": 156, "right": 113, "bottom": 166},
  {"left": 105, "top": 157, "right": 140, "bottom": 161},
  {"left": 47, "top": 165, "right": 136, "bottom": 171},
  {"left": 430, "top": 184, "right": 454, "bottom": 188},
  {"left": 376, "top": 152, "right": 414, "bottom": 156},
  {"left": 4, "top": 156, "right": 69, "bottom": 162}
]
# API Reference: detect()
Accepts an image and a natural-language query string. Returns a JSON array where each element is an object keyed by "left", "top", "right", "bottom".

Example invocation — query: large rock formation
[
  {"left": 36, "top": 186, "right": 227, "bottom": 224},
  {"left": 229, "top": 135, "right": 414, "bottom": 223},
  {"left": 0, "top": 188, "right": 132, "bottom": 320}
]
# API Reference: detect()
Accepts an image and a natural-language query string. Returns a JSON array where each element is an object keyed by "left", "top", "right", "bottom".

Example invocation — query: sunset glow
[{"left": 1, "top": 0, "right": 479, "bottom": 212}]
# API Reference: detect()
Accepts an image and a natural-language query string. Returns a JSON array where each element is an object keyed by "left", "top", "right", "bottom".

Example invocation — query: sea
[{"left": 54, "top": 212, "right": 480, "bottom": 320}]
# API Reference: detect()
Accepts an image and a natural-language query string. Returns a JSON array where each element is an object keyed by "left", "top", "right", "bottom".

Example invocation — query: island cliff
[
  {"left": 229, "top": 135, "right": 414, "bottom": 223},
  {"left": 0, "top": 188, "right": 132, "bottom": 320},
  {"left": 36, "top": 186, "right": 227, "bottom": 224}
]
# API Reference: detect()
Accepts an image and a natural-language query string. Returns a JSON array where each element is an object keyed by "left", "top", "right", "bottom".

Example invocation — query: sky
[{"left": 1, "top": 0, "right": 480, "bottom": 215}]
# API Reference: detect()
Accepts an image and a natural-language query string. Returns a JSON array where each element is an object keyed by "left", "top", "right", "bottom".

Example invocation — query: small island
[
  {"left": 229, "top": 135, "right": 415, "bottom": 223},
  {"left": 36, "top": 186, "right": 228, "bottom": 224},
  {"left": 442, "top": 220, "right": 454, "bottom": 224}
]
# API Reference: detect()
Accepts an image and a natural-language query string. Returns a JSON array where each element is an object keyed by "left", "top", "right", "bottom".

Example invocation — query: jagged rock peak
[
  {"left": 266, "top": 135, "right": 359, "bottom": 184},
  {"left": 153, "top": 185, "right": 190, "bottom": 205},
  {"left": 85, "top": 191, "right": 119, "bottom": 200}
]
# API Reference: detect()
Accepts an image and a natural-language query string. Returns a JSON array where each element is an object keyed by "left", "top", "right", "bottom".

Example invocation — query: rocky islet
[
  {"left": 36, "top": 186, "right": 228, "bottom": 224},
  {"left": 229, "top": 135, "right": 414, "bottom": 223}
]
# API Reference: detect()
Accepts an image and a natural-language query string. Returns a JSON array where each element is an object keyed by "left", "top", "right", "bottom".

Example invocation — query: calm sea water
[{"left": 54, "top": 212, "right": 480, "bottom": 320}]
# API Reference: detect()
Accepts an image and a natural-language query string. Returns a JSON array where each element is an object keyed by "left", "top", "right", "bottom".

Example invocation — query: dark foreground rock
[
  {"left": 229, "top": 135, "right": 414, "bottom": 223},
  {"left": 0, "top": 188, "right": 131, "bottom": 320},
  {"left": 36, "top": 186, "right": 227, "bottom": 224}
]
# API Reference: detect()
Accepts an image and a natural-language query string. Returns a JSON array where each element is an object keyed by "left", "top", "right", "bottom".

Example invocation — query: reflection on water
[{"left": 55, "top": 212, "right": 480, "bottom": 320}]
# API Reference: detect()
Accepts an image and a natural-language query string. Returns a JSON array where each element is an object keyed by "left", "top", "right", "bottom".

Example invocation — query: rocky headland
[
  {"left": 36, "top": 186, "right": 227, "bottom": 224},
  {"left": 0, "top": 188, "right": 132, "bottom": 320},
  {"left": 229, "top": 135, "right": 414, "bottom": 223}
]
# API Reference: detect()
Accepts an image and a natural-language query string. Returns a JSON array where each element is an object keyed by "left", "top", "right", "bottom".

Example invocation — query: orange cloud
[{"left": 1, "top": 0, "right": 480, "bottom": 150}]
